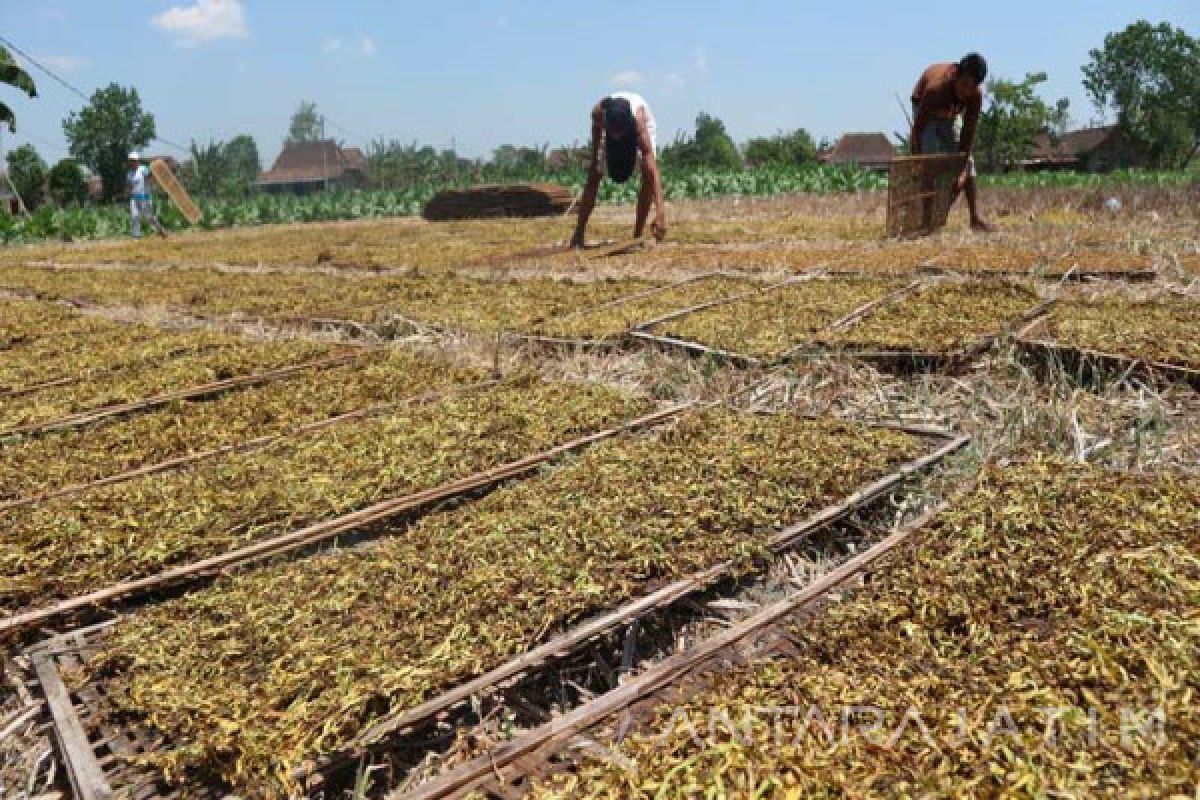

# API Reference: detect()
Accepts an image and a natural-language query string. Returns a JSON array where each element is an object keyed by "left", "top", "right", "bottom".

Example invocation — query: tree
[
  {"left": 47, "top": 158, "right": 88, "bottom": 206},
  {"left": 287, "top": 101, "right": 324, "bottom": 142},
  {"left": 489, "top": 144, "right": 548, "bottom": 177},
  {"left": 186, "top": 140, "right": 225, "bottom": 196},
  {"left": 222, "top": 134, "right": 261, "bottom": 188},
  {"left": 660, "top": 112, "right": 741, "bottom": 170},
  {"left": 6, "top": 143, "right": 47, "bottom": 208},
  {"left": 976, "top": 72, "right": 1070, "bottom": 172},
  {"left": 1082, "top": 20, "right": 1200, "bottom": 168},
  {"left": 743, "top": 128, "right": 817, "bottom": 167},
  {"left": 0, "top": 45, "right": 37, "bottom": 133},
  {"left": 62, "top": 84, "right": 156, "bottom": 201}
]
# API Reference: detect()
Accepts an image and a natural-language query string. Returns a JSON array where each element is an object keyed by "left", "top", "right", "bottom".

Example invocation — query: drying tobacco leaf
[
  {"left": 0, "top": 319, "right": 173, "bottom": 391},
  {"left": 926, "top": 245, "right": 1045, "bottom": 273},
  {"left": 1048, "top": 250, "right": 1155, "bottom": 276},
  {"left": 0, "top": 334, "right": 334, "bottom": 431},
  {"left": 0, "top": 297, "right": 115, "bottom": 349},
  {"left": 0, "top": 375, "right": 646, "bottom": 615},
  {"left": 831, "top": 241, "right": 944, "bottom": 274},
  {"left": 814, "top": 280, "right": 1043, "bottom": 354},
  {"left": 656, "top": 277, "right": 906, "bottom": 361},
  {"left": 535, "top": 276, "right": 757, "bottom": 340},
  {"left": 0, "top": 267, "right": 657, "bottom": 334},
  {"left": 1043, "top": 294, "right": 1200, "bottom": 369},
  {"left": 0, "top": 349, "right": 485, "bottom": 502},
  {"left": 0, "top": 217, "right": 592, "bottom": 271},
  {"left": 80, "top": 410, "right": 922, "bottom": 798},
  {"left": 533, "top": 458, "right": 1200, "bottom": 799}
]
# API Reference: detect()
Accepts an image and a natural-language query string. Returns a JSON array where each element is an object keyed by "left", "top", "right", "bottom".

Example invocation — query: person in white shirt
[
  {"left": 571, "top": 92, "right": 665, "bottom": 248},
  {"left": 127, "top": 152, "right": 166, "bottom": 239}
]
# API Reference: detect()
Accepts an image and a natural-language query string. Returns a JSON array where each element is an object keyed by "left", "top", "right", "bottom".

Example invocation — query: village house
[
  {"left": 255, "top": 140, "right": 367, "bottom": 194},
  {"left": 818, "top": 133, "right": 896, "bottom": 171},
  {"left": 1018, "top": 126, "right": 1132, "bottom": 172}
]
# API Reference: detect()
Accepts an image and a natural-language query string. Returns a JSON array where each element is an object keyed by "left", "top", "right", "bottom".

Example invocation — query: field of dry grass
[{"left": 1, "top": 185, "right": 1197, "bottom": 800}]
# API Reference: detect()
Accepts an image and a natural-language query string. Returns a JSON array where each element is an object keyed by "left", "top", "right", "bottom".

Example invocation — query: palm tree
[{"left": 0, "top": 45, "right": 37, "bottom": 132}]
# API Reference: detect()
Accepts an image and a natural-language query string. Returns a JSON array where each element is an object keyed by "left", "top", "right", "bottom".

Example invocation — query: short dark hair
[
  {"left": 959, "top": 52, "right": 987, "bottom": 84},
  {"left": 602, "top": 97, "right": 638, "bottom": 183}
]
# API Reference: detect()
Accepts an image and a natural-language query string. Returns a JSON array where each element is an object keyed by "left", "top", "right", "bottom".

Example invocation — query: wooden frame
[
  {"left": 800, "top": 295, "right": 1056, "bottom": 374},
  {"left": 1014, "top": 316, "right": 1200, "bottom": 389},
  {"left": 27, "top": 417, "right": 966, "bottom": 800},
  {"left": 886, "top": 154, "right": 967, "bottom": 238}
]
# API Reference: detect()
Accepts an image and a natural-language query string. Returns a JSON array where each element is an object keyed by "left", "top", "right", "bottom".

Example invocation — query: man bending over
[
  {"left": 571, "top": 92, "right": 666, "bottom": 248},
  {"left": 911, "top": 53, "right": 995, "bottom": 232}
]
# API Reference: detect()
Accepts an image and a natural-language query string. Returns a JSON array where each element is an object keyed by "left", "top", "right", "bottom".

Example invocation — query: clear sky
[{"left": 2, "top": 1, "right": 1196, "bottom": 167}]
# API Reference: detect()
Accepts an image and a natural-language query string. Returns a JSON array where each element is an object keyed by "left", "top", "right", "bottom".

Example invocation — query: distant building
[
  {"left": 0, "top": 177, "right": 16, "bottom": 214},
  {"left": 255, "top": 139, "right": 367, "bottom": 194},
  {"left": 1019, "top": 126, "right": 1132, "bottom": 172},
  {"left": 818, "top": 133, "right": 896, "bottom": 171}
]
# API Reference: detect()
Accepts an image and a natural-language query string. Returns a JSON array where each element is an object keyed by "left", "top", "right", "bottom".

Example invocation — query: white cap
[{"left": 128, "top": 151, "right": 141, "bottom": 160}]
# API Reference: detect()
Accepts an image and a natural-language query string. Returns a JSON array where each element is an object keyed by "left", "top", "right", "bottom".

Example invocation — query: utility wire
[
  {"left": 0, "top": 33, "right": 189, "bottom": 154},
  {"left": 324, "top": 117, "right": 372, "bottom": 146},
  {"left": 0, "top": 34, "right": 89, "bottom": 101}
]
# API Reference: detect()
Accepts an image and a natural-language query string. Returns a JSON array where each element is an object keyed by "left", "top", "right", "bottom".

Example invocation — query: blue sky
[{"left": 2, "top": 1, "right": 1196, "bottom": 167}]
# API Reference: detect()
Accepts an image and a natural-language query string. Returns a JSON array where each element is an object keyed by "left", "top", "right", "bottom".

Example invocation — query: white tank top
[{"left": 606, "top": 91, "right": 657, "bottom": 153}]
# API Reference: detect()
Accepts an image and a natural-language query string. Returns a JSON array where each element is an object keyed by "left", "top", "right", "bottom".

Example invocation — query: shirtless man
[
  {"left": 570, "top": 92, "right": 666, "bottom": 248},
  {"left": 911, "top": 53, "right": 995, "bottom": 232}
]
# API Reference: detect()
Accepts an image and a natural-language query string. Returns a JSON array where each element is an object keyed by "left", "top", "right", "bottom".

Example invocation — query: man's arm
[
  {"left": 571, "top": 102, "right": 605, "bottom": 248},
  {"left": 636, "top": 109, "right": 665, "bottom": 240},
  {"left": 958, "top": 93, "right": 981, "bottom": 155},
  {"left": 909, "top": 71, "right": 929, "bottom": 154}
]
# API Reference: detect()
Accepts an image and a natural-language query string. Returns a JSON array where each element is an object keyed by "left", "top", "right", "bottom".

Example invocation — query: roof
[
  {"left": 255, "top": 140, "right": 365, "bottom": 186},
  {"left": 1028, "top": 126, "right": 1117, "bottom": 162},
  {"left": 819, "top": 133, "right": 896, "bottom": 166}
]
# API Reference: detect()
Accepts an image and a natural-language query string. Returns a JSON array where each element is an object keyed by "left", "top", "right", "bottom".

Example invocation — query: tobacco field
[{"left": 0, "top": 185, "right": 1197, "bottom": 800}]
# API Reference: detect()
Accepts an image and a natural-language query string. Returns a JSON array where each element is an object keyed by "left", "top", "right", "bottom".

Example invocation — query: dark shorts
[{"left": 920, "top": 119, "right": 976, "bottom": 177}]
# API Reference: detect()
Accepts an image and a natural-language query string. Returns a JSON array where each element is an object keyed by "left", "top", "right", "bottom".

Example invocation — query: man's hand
[{"left": 652, "top": 213, "right": 667, "bottom": 242}]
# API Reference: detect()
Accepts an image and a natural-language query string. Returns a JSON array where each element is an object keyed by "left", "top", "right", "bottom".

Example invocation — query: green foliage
[
  {"left": 660, "top": 112, "right": 742, "bottom": 170},
  {"left": 1082, "top": 20, "right": 1200, "bottom": 168},
  {"left": 180, "top": 135, "right": 262, "bottom": 197},
  {"left": 6, "top": 143, "right": 47, "bottom": 208},
  {"left": 490, "top": 143, "right": 549, "bottom": 175},
  {"left": 185, "top": 140, "right": 224, "bottom": 197},
  {"left": 0, "top": 45, "right": 37, "bottom": 133},
  {"left": 222, "top": 134, "right": 261, "bottom": 189},
  {"left": 1, "top": 164, "right": 1193, "bottom": 246},
  {"left": 62, "top": 84, "right": 156, "bottom": 202},
  {"left": 365, "top": 139, "right": 474, "bottom": 189},
  {"left": 47, "top": 158, "right": 87, "bottom": 207},
  {"left": 743, "top": 129, "right": 817, "bottom": 167},
  {"left": 287, "top": 100, "right": 324, "bottom": 143},
  {"left": 977, "top": 72, "right": 1070, "bottom": 172}
]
